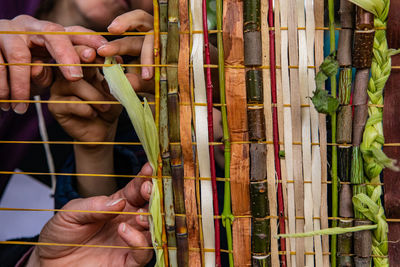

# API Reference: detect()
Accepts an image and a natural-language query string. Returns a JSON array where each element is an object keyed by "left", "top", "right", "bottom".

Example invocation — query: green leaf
[
  {"left": 311, "top": 88, "right": 340, "bottom": 114},
  {"left": 103, "top": 57, "right": 164, "bottom": 266}
]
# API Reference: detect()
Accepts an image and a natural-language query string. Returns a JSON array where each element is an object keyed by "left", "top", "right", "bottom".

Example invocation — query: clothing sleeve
[
  {"left": 0, "top": 236, "right": 38, "bottom": 267},
  {"left": 0, "top": 0, "right": 41, "bottom": 19}
]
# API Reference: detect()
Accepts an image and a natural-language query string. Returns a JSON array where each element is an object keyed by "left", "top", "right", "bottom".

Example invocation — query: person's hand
[
  {"left": 48, "top": 48, "right": 122, "bottom": 144},
  {"left": 26, "top": 163, "right": 154, "bottom": 267},
  {"left": 0, "top": 15, "right": 107, "bottom": 113},
  {"left": 97, "top": 10, "right": 154, "bottom": 93}
]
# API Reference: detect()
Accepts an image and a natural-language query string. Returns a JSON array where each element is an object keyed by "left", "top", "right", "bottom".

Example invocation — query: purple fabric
[
  {"left": 0, "top": 0, "right": 45, "bottom": 196},
  {"left": 0, "top": 0, "right": 41, "bottom": 19}
]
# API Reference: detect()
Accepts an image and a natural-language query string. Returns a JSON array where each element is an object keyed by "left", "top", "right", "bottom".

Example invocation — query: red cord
[
  {"left": 202, "top": 0, "right": 221, "bottom": 265},
  {"left": 268, "top": 5, "right": 287, "bottom": 267}
]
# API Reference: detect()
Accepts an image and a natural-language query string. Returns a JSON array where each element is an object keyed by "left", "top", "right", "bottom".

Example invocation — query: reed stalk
[
  {"left": 166, "top": 0, "right": 189, "bottom": 264},
  {"left": 244, "top": 0, "right": 270, "bottom": 264},
  {"left": 201, "top": 1, "right": 221, "bottom": 265},
  {"left": 216, "top": 0, "right": 234, "bottom": 264},
  {"left": 268, "top": 1, "right": 287, "bottom": 266},
  {"left": 328, "top": 0, "right": 338, "bottom": 264}
]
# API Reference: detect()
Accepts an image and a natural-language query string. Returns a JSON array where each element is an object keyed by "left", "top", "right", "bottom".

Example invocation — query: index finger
[
  {"left": 107, "top": 10, "right": 153, "bottom": 34},
  {"left": 16, "top": 16, "right": 83, "bottom": 80},
  {"left": 123, "top": 163, "right": 153, "bottom": 207}
]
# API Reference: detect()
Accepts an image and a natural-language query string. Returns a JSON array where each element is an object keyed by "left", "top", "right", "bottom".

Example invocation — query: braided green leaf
[{"left": 348, "top": 0, "right": 400, "bottom": 264}]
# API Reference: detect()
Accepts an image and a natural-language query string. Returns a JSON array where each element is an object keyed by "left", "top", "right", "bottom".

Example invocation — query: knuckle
[
  {"left": 9, "top": 50, "right": 30, "bottom": 63},
  {"left": 42, "top": 22, "right": 64, "bottom": 33}
]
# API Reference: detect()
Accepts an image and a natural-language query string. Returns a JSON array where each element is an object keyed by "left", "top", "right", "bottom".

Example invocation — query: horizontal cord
[
  {"left": 2, "top": 140, "right": 400, "bottom": 147},
  {"left": 0, "top": 100, "right": 385, "bottom": 109},
  {"left": 0, "top": 241, "right": 389, "bottom": 257},
  {"left": 3, "top": 207, "right": 400, "bottom": 222},
  {"left": 0, "top": 27, "right": 387, "bottom": 36}
]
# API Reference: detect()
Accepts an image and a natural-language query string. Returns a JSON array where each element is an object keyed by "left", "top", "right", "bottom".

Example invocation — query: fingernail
[
  {"left": 98, "top": 44, "right": 107, "bottom": 51},
  {"left": 13, "top": 103, "right": 28, "bottom": 114},
  {"left": 143, "top": 163, "right": 153, "bottom": 174},
  {"left": 69, "top": 66, "right": 83, "bottom": 78},
  {"left": 106, "top": 198, "right": 124, "bottom": 207},
  {"left": 83, "top": 49, "right": 92, "bottom": 59},
  {"left": 1, "top": 104, "right": 10, "bottom": 112},
  {"left": 145, "top": 181, "right": 152, "bottom": 195},
  {"left": 138, "top": 209, "right": 148, "bottom": 222},
  {"left": 121, "top": 223, "right": 127, "bottom": 233},
  {"left": 101, "top": 104, "right": 111, "bottom": 112},
  {"left": 142, "top": 68, "right": 149, "bottom": 79},
  {"left": 107, "top": 21, "right": 118, "bottom": 31}
]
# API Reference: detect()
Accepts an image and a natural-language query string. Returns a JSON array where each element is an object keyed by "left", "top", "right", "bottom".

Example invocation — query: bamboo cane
[
  {"left": 201, "top": 1, "right": 221, "bottom": 265},
  {"left": 159, "top": 1, "right": 178, "bottom": 265},
  {"left": 166, "top": 0, "right": 189, "bottom": 264},
  {"left": 336, "top": 1, "right": 354, "bottom": 265},
  {"left": 243, "top": 0, "right": 270, "bottom": 265},
  {"left": 351, "top": 7, "right": 374, "bottom": 267}
]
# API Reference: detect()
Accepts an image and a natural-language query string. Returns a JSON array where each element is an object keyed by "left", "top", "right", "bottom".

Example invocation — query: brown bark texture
[{"left": 384, "top": 1, "right": 400, "bottom": 265}]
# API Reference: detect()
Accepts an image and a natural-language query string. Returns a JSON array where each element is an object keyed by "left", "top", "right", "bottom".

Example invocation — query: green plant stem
[
  {"left": 216, "top": 0, "right": 234, "bottom": 264},
  {"left": 328, "top": 0, "right": 338, "bottom": 265}
]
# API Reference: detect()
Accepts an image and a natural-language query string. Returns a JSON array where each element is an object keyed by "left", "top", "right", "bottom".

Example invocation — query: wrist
[{"left": 24, "top": 247, "right": 39, "bottom": 267}]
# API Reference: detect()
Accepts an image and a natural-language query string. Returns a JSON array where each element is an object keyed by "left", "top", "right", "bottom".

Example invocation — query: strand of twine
[{"left": 350, "top": 0, "right": 400, "bottom": 265}]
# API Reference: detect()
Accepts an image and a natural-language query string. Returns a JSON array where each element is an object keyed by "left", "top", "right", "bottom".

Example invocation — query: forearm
[{"left": 74, "top": 144, "right": 117, "bottom": 197}]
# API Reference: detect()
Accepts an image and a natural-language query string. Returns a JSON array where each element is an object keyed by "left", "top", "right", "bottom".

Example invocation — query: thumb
[
  {"left": 31, "top": 59, "right": 54, "bottom": 95},
  {"left": 60, "top": 196, "right": 126, "bottom": 225}
]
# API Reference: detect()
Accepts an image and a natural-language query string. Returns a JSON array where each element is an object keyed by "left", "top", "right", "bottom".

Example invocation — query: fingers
[
  {"left": 0, "top": 34, "right": 31, "bottom": 114},
  {"left": 49, "top": 95, "right": 98, "bottom": 119},
  {"left": 74, "top": 45, "right": 97, "bottom": 63},
  {"left": 125, "top": 72, "right": 154, "bottom": 94},
  {"left": 23, "top": 20, "right": 83, "bottom": 81},
  {"left": 97, "top": 36, "right": 144, "bottom": 57},
  {"left": 58, "top": 79, "right": 112, "bottom": 114},
  {"left": 140, "top": 33, "right": 154, "bottom": 80},
  {"left": 107, "top": 10, "right": 153, "bottom": 34},
  {"left": 65, "top": 26, "right": 108, "bottom": 49},
  {"left": 123, "top": 163, "right": 153, "bottom": 207},
  {"left": 0, "top": 50, "right": 10, "bottom": 111},
  {"left": 135, "top": 206, "right": 150, "bottom": 230},
  {"left": 31, "top": 59, "right": 53, "bottom": 95},
  {"left": 61, "top": 196, "right": 126, "bottom": 224},
  {"left": 118, "top": 223, "right": 153, "bottom": 267}
]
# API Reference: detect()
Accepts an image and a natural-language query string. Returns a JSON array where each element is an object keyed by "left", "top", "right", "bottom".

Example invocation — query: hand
[
  {"left": 26, "top": 163, "right": 154, "bottom": 267},
  {"left": 0, "top": 15, "right": 107, "bottom": 113},
  {"left": 97, "top": 10, "right": 155, "bottom": 93},
  {"left": 48, "top": 48, "right": 122, "bottom": 144}
]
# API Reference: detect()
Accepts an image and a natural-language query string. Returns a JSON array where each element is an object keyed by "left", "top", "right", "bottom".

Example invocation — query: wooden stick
[
  {"left": 223, "top": 0, "right": 252, "bottom": 264},
  {"left": 178, "top": 0, "right": 201, "bottom": 262},
  {"left": 384, "top": 5, "right": 400, "bottom": 263}
]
